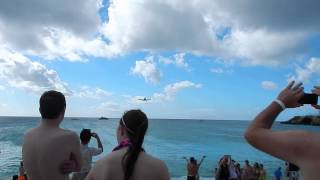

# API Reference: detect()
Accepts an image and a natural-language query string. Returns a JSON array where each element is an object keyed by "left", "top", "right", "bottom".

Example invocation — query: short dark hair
[
  {"left": 80, "top": 129, "right": 91, "bottom": 143},
  {"left": 39, "top": 90, "right": 66, "bottom": 119}
]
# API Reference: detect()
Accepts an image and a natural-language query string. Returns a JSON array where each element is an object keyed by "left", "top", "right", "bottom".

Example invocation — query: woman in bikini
[{"left": 86, "top": 109, "right": 170, "bottom": 180}]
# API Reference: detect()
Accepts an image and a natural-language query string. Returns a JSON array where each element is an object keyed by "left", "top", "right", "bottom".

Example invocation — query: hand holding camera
[
  {"left": 277, "top": 81, "right": 304, "bottom": 108},
  {"left": 91, "top": 132, "right": 98, "bottom": 138},
  {"left": 311, "top": 86, "right": 320, "bottom": 109}
]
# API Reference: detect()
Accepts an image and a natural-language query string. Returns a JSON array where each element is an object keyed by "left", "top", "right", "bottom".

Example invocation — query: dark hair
[
  {"left": 120, "top": 109, "right": 148, "bottom": 180},
  {"left": 254, "top": 162, "right": 259, "bottom": 168},
  {"left": 190, "top": 157, "right": 195, "bottom": 163},
  {"left": 80, "top": 129, "right": 92, "bottom": 143},
  {"left": 260, "top": 164, "right": 264, "bottom": 168},
  {"left": 39, "top": 90, "right": 66, "bottom": 119},
  {"left": 12, "top": 175, "right": 18, "bottom": 180}
]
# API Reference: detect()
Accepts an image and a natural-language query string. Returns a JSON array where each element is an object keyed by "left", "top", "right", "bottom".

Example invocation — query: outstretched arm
[
  {"left": 198, "top": 156, "right": 206, "bottom": 167},
  {"left": 245, "top": 82, "right": 319, "bottom": 165},
  {"left": 182, "top": 157, "right": 189, "bottom": 163},
  {"left": 92, "top": 133, "right": 103, "bottom": 152}
]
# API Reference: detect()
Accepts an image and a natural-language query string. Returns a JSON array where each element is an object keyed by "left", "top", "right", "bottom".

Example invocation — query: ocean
[{"left": 1, "top": 117, "right": 319, "bottom": 180}]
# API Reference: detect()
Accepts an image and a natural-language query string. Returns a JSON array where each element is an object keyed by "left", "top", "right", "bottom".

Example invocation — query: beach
[{"left": 1, "top": 117, "right": 316, "bottom": 179}]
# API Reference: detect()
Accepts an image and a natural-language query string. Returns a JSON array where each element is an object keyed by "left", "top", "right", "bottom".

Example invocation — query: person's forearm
[
  {"left": 247, "top": 101, "right": 283, "bottom": 131},
  {"left": 96, "top": 136, "right": 103, "bottom": 152}
]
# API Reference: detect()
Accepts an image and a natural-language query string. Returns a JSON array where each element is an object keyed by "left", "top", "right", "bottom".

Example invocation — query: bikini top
[{"left": 112, "top": 139, "right": 132, "bottom": 152}]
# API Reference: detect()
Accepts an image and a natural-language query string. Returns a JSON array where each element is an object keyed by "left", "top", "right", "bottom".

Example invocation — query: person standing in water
[{"left": 183, "top": 156, "right": 206, "bottom": 180}]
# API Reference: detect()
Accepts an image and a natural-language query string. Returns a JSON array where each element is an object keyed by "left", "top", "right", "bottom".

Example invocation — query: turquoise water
[{"left": 1, "top": 117, "right": 319, "bottom": 179}]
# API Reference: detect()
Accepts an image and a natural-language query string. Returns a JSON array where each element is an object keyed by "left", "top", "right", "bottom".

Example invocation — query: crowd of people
[
  {"left": 214, "top": 156, "right": 267, "bottom": 180},
  {"left": 12, "top": 82, "right": 320, "bottom": 180}
]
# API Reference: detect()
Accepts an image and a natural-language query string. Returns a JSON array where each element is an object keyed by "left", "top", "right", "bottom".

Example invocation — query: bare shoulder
[
  {"left": 59, "top": 129, "right": 79, "bottom": 140},
  {"left": 144, "top": 153, "right": 168, "bottom": 171},
  {"left": 23, "top": 127, "right": 38, "bottom": 139},
  {"left": 97, "top": 150, "right": 121, "bottom": 165},
  {"left": 90, "top": 155, "right": 113, "bottom": 175}
]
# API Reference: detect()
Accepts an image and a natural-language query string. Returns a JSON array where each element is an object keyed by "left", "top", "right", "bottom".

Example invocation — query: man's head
[
  {"left": 39, "top": 90, "right": 66, "bottom": 120},
  {"left": 190, "top": 157, "right": 195, "bottom": 163},
  {"left": 80, "top": 129, "right": 92, "bottom": 144}
]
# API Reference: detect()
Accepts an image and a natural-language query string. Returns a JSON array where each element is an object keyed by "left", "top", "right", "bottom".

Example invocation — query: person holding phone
[
  {"left": 245, "top": 82, "right": 320, "bottom": 180},
  {"left": 72, "top": 129, "right": 103, "bottom": 180}
]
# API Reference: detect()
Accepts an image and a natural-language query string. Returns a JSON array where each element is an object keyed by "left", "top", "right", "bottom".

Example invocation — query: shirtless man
[
  {"left": 22, "top": 90, "right": 82, "bottom": 180},
  {"left": 245, "top": 82, "right": 320, "bottom": 180},
  {"left": 183, "top": 156, "right": 206, "bottom": 180}
]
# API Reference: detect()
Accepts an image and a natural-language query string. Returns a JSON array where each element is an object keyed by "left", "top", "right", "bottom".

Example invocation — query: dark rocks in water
[
  {"left": 99, "top": 117, "right": 109, "bottom": 120},
  {"left": 281, "top": 115, "right": 320, "bottom": 126}
]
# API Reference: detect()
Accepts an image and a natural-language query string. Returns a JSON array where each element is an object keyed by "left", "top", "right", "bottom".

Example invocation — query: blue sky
[{"left": 0, "top": 0, "right": 320, "bottom": 120}]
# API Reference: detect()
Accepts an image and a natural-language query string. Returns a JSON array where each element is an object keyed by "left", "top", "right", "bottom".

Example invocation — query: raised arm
[
  {"left": 244, "top": 81, "right": 317, "bottom": 165},
  {"left": 198, "top": 156, "right": 206, "bottom": 167},
  {"left": 183, "top": 156, "right": 189, "bottom": 163},
  {"left": 92, "top": 133, "right": 103, "bottom": 152}
]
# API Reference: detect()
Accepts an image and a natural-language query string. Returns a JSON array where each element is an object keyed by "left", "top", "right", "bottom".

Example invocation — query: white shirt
[
  {"left": 80, "top": 144, "right": 103, "bottom": 173},
  {"left": 228, "top": 163, "right": 238, "bottom": 179}
]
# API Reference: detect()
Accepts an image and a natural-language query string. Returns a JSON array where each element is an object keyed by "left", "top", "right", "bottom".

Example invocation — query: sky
[{"left": 0, "top": 0, "right": 320, "bottom": 120}]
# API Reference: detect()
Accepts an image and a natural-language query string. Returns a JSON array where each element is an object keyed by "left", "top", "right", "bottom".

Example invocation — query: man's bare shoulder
[
  {"left": 58, "top": 129, "right": 78, "bottom": 138},
  {"left": 24, "top": 127, "right": 38, "bottom": 139}
]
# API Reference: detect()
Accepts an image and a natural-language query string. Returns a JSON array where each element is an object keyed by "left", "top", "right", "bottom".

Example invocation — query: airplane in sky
[{"left": 138, "top": 97, "right": 151, "bottom": 102}]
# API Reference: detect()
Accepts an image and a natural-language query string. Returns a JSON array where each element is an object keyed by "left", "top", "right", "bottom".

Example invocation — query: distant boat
[{"left": 99, "top": 117, "right": 109, "bottom": 120}]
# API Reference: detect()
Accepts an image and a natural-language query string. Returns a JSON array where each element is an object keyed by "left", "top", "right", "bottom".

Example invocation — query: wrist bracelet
[{"left": 274, "top": 99, "right": 286, "bottom": 110}]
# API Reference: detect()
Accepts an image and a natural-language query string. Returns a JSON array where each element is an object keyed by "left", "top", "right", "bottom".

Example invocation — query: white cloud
[
  {"left": 102, "top": 0, "right": 217, "bottom": 56},
  {"left": 210, "top": 68, "right": 225, "bottom": 74},
  {"left": 101, "top": 0, "right": 316, "bottom": 66},
  {"left": 159, "top": 53, "right": 189, "bottom": 69},
  {"left": 289, "top": 57, "right": 320, "bottom": 83},
  {"left": 221, "top": 29, "right": 306, "bottom": 66},
  {"left": 210, "top": 67, "right": 234, "bottom": 74},
  {"left": 0, "top": 0, "right": 113, "bottom": 61},
  {"left": 39, "top": 28, "right": 117, "bottom": 61},
  {"left": 74, "top": 86, "right": 112, "bottom": 99},
  {"left": 0, "top": 0, "right": 318, "bottom": 65},
  {"left": 131, "top": 57, "right": 161, "bottom": 83},
  {"left": 0, "top": 85, "right": 5, "bottom": 90},
  {"left": 128, "top": 80, "right": 202, "bottom": 104},
  {"left": 164, "top": 81, "right": 202, "bottom": 96},
  {"left": 97, "top": 101, "right": 122, "bottom": 112},
  {"left": 0, "top": 47, "right": 71, "bottom": 95},
  {"left": 261, "top": 81, "right": 278, "bottom": 90}
]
